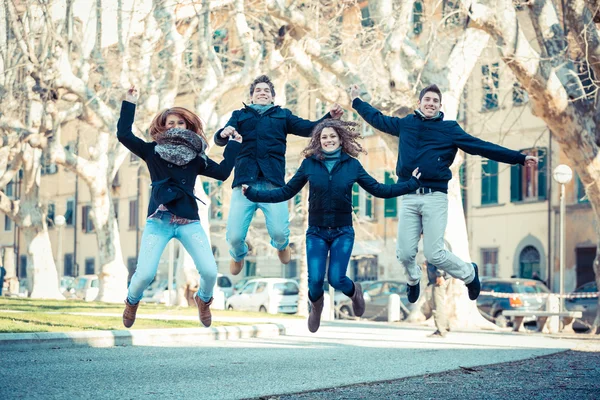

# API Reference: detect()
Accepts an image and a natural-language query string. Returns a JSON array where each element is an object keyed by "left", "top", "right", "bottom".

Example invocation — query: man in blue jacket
[
  {"left": 350, "top": 84, "right": 538, "bottom": 302},
  {"left": 215, "top": 75, "right": 342, "bottom": 275}
]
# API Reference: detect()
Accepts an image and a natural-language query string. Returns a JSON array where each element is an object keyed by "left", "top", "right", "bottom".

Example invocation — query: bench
[{"left": 502, "top": 311, "right": 582, "bottom": 333}]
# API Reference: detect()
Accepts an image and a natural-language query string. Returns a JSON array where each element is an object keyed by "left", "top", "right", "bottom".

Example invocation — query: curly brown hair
[{"left": 302, "top": 119, "right": 367, "bottom": 159}]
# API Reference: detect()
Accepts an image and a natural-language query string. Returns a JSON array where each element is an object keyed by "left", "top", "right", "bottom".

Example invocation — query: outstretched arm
[
  {"left": 116, "top": 87, "right": 151, "bottom": 160},
  {"left": 451, "top": 123, "right": 531, "bottom": 165},
  {"left": 244, "top": 162, "right": 309, "bottom": 202},
  {"left": 356, "top": 165, "right": 421, "bottom": 198},
  {"left": 200, "top": 137, "right": 242, "bottom": 181},
  {"left": 351, "top": 97, "right": 402, "bottom": 137}
]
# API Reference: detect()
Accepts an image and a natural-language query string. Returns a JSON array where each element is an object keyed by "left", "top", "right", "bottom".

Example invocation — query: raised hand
[
  {"left": 329, "top": 103, "right": 344, "bottom": 119},
  {"left": 412, "top": 167, "right": 421, "bottom": 179},
  {"left": 220, "top": 126, "right": 236, "bottom": 139},
  {"left": 230, "top": 131, "right": 243, "bottom": 143},
  {"left": 524, "top": 155, "right": 538, "bottom": 167},
  {"left": 126, "top": 86, "right": 139, "bottom": 104},
  {"left": 349, "top": 84, "right": 361, "bottom": 101}
]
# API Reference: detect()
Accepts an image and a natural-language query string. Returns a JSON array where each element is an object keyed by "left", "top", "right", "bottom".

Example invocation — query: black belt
[{"left": 415, "top": 187, "right": 435, "bottom": 195}]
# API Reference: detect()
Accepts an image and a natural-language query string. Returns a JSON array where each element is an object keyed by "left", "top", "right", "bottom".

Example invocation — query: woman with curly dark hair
[{"left": 243, "top": 119, "right": 421, "bottom": 332}]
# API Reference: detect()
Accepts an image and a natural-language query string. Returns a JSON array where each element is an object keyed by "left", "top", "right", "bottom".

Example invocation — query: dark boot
[
  {"left": 466, "top": 263, "right": 481, "bottom": 300},
  {"left": 194, "top": 294, "right": 213, "bottom": 327},
  {"left": 407, "top": 283, "right": 420, "bottom": 303},
  {"left": 350, "top": 282, "right": 365, "bottom": 317},
  {"left": 308, "top": 296, "right": 324, "bottom": 333},
  {"left": 122, "top": 299, "right": 139, "bottom": 328}
]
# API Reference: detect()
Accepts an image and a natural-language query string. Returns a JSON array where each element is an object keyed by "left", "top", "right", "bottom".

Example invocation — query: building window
[
  {"left": 285, "top": 260, "right": 298, "bottom": 279},
  {"left": 82, "top": 205, "right": 95, "bottom": 233},
  {"left": 519, "top": 245, "right": 541, "bottom": 279},
  {"left": 459, "top": 161, "right": 468, "bottom": 213},
  {"left": 481, "top": 248, "right": 499, "bottom": 277},
  {"left": 64, "top": 253, "right": 74, "bottom": 277},
  {"left": 481, "top": 160, "right": 498, "bottom": 205},
  {"left": 359, "top": 2, "right": 374, "bottom": 27},
  {"left": 481, "top": 63, "right": 499, "bottom": 111},
  {"left": 129, "top": 200, "right": 138, "bottom": 230},
  {"left": 352, "top": 183, "right": 374, "bottom": 219},
  {"left": 384, "top": 172, "right": 397, "bottom": 217},
  {"left": 85, "top": 257, "right": 95, "bottom": 275},
  {"left": 510, "top": 148, "right": 547, "bottom": 202},
  {"left": 413, "top": 1, "right": 423, "bottom": 35},
  {"left": 47, "top": 203, "right": 55, "bottom": 227},
  {"left": 113, "top": 200, "right": 119, "bottom": 222},
  {"left": 41, "top": 151, "right": 58, "bottom": 175},
  {"left": 65, "top": 199, "right": 75, "bottom": 226},
  {"left": 245, "top": 260, "right": 257, "bottom": 277},
  {"left": 576, "top": 174, "right": 589, "bottom": 203},
  {"left": 351, "top": 256, "right": 378, "bottom": 281},
  {"left": 5, "top": 180, "right": 14, "bottom": 197},
  {"left": 213, "top": 28, "right": 230, "bottom": 70},
  {"left": 202, "top": 181, "right": 223, "bottom": 220},
  {"left": 512, "top": 82, "right": 528, "bottom": 105},
  {"left": 285, "top": 81, "right": 299, "bottom": 114},
  {"left": 19, "top": 255, "right": 27, "bottom": 278},
  {"left": 112, "top": 171, "right": 120, "bottom": 189},
  {"left": 4, "top": 215, "right": 12, "bottom": 231}
]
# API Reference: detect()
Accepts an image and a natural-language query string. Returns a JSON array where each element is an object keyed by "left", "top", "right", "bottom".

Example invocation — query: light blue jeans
[
  {"left": 226, "top": 179, "right": 290, "bottom": 262},
  {"left": 396, "top": 192, "right": 474, "bottom": 285},
  {"left": 127, "top": 211, "right": 216, "bottom": 304}
]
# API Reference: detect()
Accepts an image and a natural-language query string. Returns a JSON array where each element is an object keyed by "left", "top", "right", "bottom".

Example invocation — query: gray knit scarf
[{"left": 154, "top": 127, "right": 208, "bottom": 166}]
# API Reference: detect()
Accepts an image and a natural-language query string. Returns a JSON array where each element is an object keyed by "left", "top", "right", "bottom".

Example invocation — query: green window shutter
[
  {"left": 459, "top": 162, "right": 467, "bottom": 212},
  {"left": 365, "top": 193, "right": 373, "bottom": 218},
  {"left": 537, "top": 148, "right": 547, "bottom": 200},
  {"left": 510, "top": 164, "right": 522, "bottom": 202},
  {"left": 384, "top": 172, "right": 397, "bottom": 217},
  {"left": 352, "top": 183, "right": 360, "bottom": 214},
  {"left": 202, "top": 181, "right": 210, "bottom": 195},
  {"left": 481, "top": 160, "right": 498, "bottom": 204}
]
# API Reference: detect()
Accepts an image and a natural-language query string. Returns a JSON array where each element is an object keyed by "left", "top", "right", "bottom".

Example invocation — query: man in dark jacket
[
  {"left": 215, "top": 75, "right": 342, "bottom": 275},
  {"left": 350, "top": 83, "right": 538, "bottom": 303}
]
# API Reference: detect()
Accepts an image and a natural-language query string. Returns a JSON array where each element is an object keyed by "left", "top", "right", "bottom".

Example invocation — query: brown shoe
[
  {"left": 123, "top": 299, "right": 139, "bottom": 328},
  {"left": 194, "top": 294, "right": 213, "bottom": 327},
  {"left": 350, "top": 282, "right": 365, "bottom": 317},
  {"left": 230, "top": 258, "right": 244, "bottom": 275},
  {"left": 278, "top": 246, "right": 291, "bottom": 264},
  {"left": 308, "top": 295, "right": 324, "bottom": 333}
]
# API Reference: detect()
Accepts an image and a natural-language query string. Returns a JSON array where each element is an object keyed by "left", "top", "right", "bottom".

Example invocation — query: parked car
[
  {"left": 60, "top": 276, "right": 76, "bottom": 298},
  {"left": 73, "top": 275, "right": 99, "bottom": 301},
  {"left": 232, "top": 276, "right": 263, "bottom": 294},
  {"left": 226, "top": 278, "right": 299, "bottom": 314},
  {"left": 565, "top": 281, "right": 598, "bottom": 332},
  {"left": 336, "top": 280, "right": 411, "bottom": 321},
  {"left": 477, "top": 278, "right": 550, "bottom": 327}
]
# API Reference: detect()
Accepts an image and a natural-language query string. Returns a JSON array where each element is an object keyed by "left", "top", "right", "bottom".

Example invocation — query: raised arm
[
  {"left": 117, "top": 95, "right": 151, "bottom": 160},
  {"left": 451, "top": 123, "right": 526, "bottom": 165},
  {"left": 244, "top": 161, "right": 309, "bottom": 202},
  {"left": 286, "top": 110, "right": 331, "bottom": 138},
  {"left": 352, "top": 98, "right": 402, "bottom": 137},
  {"left": 213, "top": 111, "right": 241, "bottom": 147},
  {"left": 356, "top": 164, "right": 421, "bottom": 198},
  {"left": 200, "top": 139, "right": 242, "bottom": 181}
]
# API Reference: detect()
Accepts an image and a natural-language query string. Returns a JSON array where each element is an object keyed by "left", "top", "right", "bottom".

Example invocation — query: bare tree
[{"left": 465, "top": 0, "right": 600, "bottom": 332}]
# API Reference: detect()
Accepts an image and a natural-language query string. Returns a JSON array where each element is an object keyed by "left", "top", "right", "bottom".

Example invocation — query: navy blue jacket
[
  {"left": 117, "top": 101, "right": 241, "bottom": 220},
  {"left": 353, "top": 98, "right": 526, "bottom": 192},
  {"left": 245, "top": 152, "right": 420, "bottom": 227},
  {"left": 214, "top": 104, "right": 330, "bottom": 188}
]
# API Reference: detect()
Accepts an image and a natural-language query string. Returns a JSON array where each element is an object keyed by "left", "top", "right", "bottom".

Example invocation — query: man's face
[
  {"left": 251, "top": 82, "right": 274, "bottom": 105},
  {"left": 418, "top": 91, "right": 441, "bottom": 118}
]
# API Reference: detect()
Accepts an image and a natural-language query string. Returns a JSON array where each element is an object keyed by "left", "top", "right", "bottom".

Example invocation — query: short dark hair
[
  {"left": 419, "top": 84, "right": 442, "bottom": 102},
  {"left": 249, "top": 75, "right": 276, "bottom": 97}
]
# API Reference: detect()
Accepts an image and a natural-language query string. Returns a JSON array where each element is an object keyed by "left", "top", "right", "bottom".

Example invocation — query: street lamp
[
  {"left": 54, "top": 215, "right": 66, "bottom": 287},
  {"left": 552, "top": 164, "right": 573, "bottom": 312}
]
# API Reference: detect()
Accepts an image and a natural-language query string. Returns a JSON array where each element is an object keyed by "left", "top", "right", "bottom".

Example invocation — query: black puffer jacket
[
  {"left": 214, "top": 104, "right": 331, "bottom": 188},
  {"left": 117, "top": 101, "right": 241, "bottom": 220},
  {"left": 245, "top": 152, "right": 420, "bottom": 227}
]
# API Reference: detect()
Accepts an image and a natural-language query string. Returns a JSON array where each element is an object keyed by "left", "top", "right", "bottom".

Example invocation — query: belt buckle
[{"left": 416, "top": 187, "right": 424, "bottom": 195}]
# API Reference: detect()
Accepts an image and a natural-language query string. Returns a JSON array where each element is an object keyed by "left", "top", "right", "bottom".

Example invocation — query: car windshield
[
  {"left": 76, "top": 279, "right": 87, "bottom": 290},
  {"left": 273, "top": 282, "right": 299, "bottom": 295},
  {"left": 512, "top": 282, "right": 549, "bottom": 294}
]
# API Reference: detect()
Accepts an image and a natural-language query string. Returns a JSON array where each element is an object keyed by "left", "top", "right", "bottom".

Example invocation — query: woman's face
[
  {"left": 320, "top": 127, "right": 341, "bottom": 152},
  {"left": 165, "top": 114, "right": 187, "bottom": 130}
]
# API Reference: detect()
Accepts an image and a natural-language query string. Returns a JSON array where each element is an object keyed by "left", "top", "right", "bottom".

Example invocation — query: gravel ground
[{"left": 260, "top": 349, "right": 600, "bottom": 400}]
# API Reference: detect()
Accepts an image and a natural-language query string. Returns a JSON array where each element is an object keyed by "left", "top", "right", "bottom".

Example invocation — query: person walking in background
[
  {"left": 213, "top": 75, "right": 343, "bottom": 276},
  {"left": 118, "top": 87, "right": 241, "bottom": 329},
  {"left": 243, "top": 119, "right": 421, "bottom": 332}
]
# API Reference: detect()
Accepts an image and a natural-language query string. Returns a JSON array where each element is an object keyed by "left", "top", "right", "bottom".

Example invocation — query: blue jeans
[
  {"left": 306, "top": 225, "right": 355, "bottom": 302},
  {"left": 226, "top": 179, "right": 290, "bottom": 261},
  {"left": 127, "top": 212, "right": 216, "bottom": 304}
]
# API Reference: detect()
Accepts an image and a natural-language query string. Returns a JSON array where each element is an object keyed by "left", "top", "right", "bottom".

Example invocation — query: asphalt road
[{"left": 1, "top": 321, "right": 595, "bottom": 400}]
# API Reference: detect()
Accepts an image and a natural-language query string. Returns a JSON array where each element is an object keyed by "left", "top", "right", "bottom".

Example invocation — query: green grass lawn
[
  {"left": 0, "top": 297, "right": 301, "bottom": 333},
  {"left": 0, "top": 312, "right": 246, "bottom": 333}
]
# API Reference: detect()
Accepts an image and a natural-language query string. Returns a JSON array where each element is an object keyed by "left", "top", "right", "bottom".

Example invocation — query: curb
[{"left": 0, "top": 323, "right": 286, "bottom": 351}]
